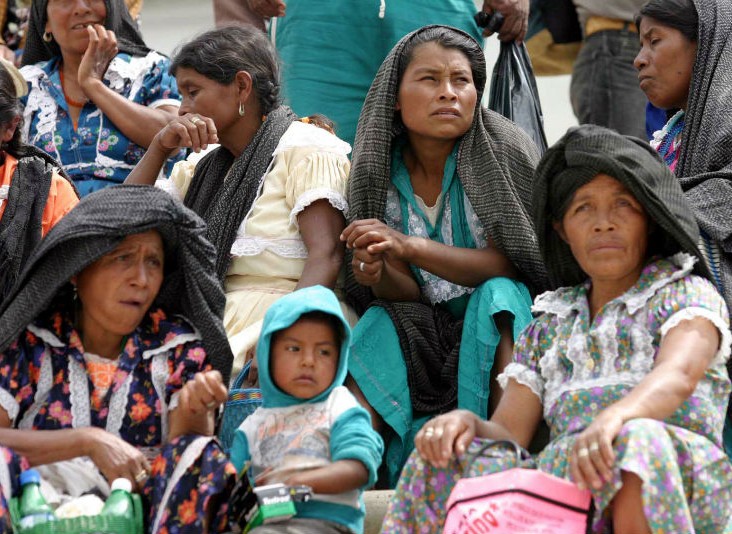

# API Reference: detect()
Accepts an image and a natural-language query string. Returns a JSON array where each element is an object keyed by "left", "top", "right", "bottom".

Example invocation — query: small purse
[
  {"left": 218, "top": 361, "right": 263, "bottom": 452},
  {"left": 444, "top": 440, "right": 593, "bottom": 534}
]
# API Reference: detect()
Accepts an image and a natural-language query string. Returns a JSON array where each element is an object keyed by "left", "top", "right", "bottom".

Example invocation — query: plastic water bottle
[
  {"left": 101, "top": 478, "right": 135, "bottom": 519},
  {"left": 18, "top": 469, "right": 55, "bottom": 528}
]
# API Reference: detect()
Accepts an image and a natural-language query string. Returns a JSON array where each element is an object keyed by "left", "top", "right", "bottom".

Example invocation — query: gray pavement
[{"left": 138, "top": 0, "right": 576, "bottom": 144}]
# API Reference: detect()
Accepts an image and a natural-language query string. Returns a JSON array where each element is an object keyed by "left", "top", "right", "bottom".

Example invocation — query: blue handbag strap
[{"left": 231, "top": 360, "right": 253, "bottom": 390}]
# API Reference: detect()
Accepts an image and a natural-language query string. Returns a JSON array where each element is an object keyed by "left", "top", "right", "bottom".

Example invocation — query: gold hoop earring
[
  {"left": 238, "top": 102, "right": 245, "bottom": 117},
  {"left": 43, "top": 31, "right": 53, "bottom": 43}
]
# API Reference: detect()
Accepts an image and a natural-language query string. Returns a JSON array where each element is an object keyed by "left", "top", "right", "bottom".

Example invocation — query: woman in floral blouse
[
  {"left": 19, "top": 0, "right": 181, "bottom": 196},
  {"left": 381, "top": 126, "right": 732, "bottom": 533},
  {"left": 0, "top": 186, "right": 236, "bottom": 532}
]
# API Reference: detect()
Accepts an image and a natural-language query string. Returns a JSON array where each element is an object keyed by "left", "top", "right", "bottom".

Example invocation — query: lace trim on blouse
[
  {"left": 384, "top": 183, "right": 486, "bottom": 304},
  {"left": 661, "top": 307, "right": 732, "bottom": 366},
  {"left": 230, "top": 236, "right": 309, "bottom": 259},
  {"left": 21, "top": 52, "right": 177, "bottom": 171},
  {"left": 498, "top": 362, "right": 543, "bottom": 400},
  {"left": 289, "top": 187, "right": 349, "bottom": 229},
  {"left": 19, "top": 323, "right": 191, "bottom": 437}
]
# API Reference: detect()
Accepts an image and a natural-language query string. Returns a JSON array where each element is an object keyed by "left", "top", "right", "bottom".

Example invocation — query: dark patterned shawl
[
  {"left": 22, "top": 0, "right": 151, "bottom": 66},
  {"left": 533, "top": 125, "right": 709, "bottom": 289},
  {"left": 183, "top": 106, "right": 296, "bottom": 282},
  {"left": 346, "top": 25, "right": 548, "bottom": 415},
  {"left": 0, "top": 185, "right": 234, "bottom": 384},
  {"left": 0, "top": 145, "right": 77, "bottom": 302},
  {"left": 676, "top": 0, "right": 732, "bottom": 314}
]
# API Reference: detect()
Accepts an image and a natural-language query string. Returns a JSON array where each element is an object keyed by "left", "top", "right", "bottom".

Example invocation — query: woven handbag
[
  {"left": 444, "top": 440, "right": 593, "bottom": 534},
  {"left": 219, "top": 361, "right": 263, "bottom": 452}
]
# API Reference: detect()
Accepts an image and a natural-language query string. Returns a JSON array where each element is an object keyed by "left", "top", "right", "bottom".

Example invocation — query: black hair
[
  {"left": 272, "top": 310, "right": 344, "bottom": 351},
  {"left": 170, "top": 25, "right": 281, "bottom": 115},
  {"left": 0, "top": 66, "right": 24, "bottom": 159},
  {"left": 636, "top": 0, "right": 698, "bottom": 42},
  {"left": 396, "top": 26, "right": 487, "bottom": 97}
]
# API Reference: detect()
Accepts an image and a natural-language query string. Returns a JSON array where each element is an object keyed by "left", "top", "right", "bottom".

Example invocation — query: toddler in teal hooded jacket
[{"left": 231, "top": 286, "right": 384, "bottom": 533}]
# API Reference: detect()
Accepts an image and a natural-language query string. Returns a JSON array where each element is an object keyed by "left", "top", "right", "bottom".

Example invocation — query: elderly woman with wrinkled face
[
  {"left": 382, "top": 126, "right": 732, "bottom": 533},
  {"left": 0, "top": 186, "right": 236, "bottom": 532}
]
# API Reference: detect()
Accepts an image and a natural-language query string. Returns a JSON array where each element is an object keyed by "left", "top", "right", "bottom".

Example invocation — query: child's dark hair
[
  {"left": 300, "top": 114, "right": 337, "bottom": 135},
  {"left": 298, "top": 311, "right": 344, "bottom": 348}
]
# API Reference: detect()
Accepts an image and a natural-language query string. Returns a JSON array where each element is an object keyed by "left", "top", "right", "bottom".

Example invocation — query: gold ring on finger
[
  {"left": 589, "top": 442, "right": 600, "bottom": 453},
  {"left": 577, "top": 447, "right": 590, "bottom": 459},
  {"left": 433, "top": 427, "right": 444, "bottom": 438},
  {"left": 190, "top": 116, "right": 202, "bottom": 125},
  {"left": 135, "top": 469, "right": 148, "bottom": 483},
  {"left": 206, "top": 401, "right": 217, "bottom": 410},
  {"left": 359, "top": 261, "right": 366, "bottom": 272},
  {"left": 424, "top": 427, "right": 435, "bottom": 437}
]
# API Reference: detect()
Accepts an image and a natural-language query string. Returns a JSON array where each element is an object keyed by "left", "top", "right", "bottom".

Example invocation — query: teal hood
[{"left": 257, "top": 286, "right": 351, "bottom": 408}]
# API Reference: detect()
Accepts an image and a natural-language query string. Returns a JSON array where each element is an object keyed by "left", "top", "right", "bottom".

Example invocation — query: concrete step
[{"left": 364, "top": 490, "right": 393, "bottom": 534}]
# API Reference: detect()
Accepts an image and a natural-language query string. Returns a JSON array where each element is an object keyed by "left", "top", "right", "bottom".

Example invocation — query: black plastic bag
[{"left": 488, "top": 41, "right": 549, "bottom": 155}]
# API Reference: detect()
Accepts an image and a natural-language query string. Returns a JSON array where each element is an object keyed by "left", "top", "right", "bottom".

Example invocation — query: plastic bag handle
[
  {"left": 462, "top": 439, "right": 530, "bottom": 477},
  {"left": 230, "top": 360, "right": 254, "bottom": 390}
]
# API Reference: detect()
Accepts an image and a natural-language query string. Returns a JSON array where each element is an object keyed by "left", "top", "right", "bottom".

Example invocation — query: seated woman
[
  {"left": 20, "top": 0, "right": 181, "bottom": 196},
  {"left": 0, "top": 60, "right": 77, "bottom": 301},
  {"left": 342, "top": 25, "right": 549, "bottom": 487},
  {"left": 382, "top": 125, "right": 732, "bottom": 533},
  {"left": 0, "top": 186, "right": 236, "bottom": 532},
  {"left": 126, "top": 26, "right": 355, "bottom": 378},
  {"left": 634, "top": 0, "right": 732, "bottom": 456}
]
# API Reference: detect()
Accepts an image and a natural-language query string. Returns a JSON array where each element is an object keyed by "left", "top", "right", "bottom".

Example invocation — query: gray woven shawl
[
  {"left": 0, "top": 146, "right": 76, "bottom": 301},
  {"left": 346, "top": 26, "right": 548, "bottom": 415},
  {"left": 676, "top": 0, "right": 732, "bottom": 313},
  {"left": 0, "top": 185, "right": 234, "bottom": 384},
  {"left": 183, "top": 106, "right": 296, "bottom": 282},
  {"left": 347, "top": 25, "right": 549, "bottom": 309}
]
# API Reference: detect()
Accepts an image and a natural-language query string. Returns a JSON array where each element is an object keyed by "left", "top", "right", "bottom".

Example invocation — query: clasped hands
[{"left": 340, "top": 219, "right": 409, "bottom": 286}]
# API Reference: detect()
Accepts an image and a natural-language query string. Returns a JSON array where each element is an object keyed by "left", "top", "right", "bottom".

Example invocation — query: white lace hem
[
  {"left": 230, "top": 235, "right": 308, "bottom": 259},
  {"left": 0, "top": 388, "right": 18, "bottom": 423},
  {"left": 661, "top": 307, "right": 732, "bottom": 366},
  {"left": 498, "top": 363, "right": 543, "bottom": 400},
  {"left": 289, "top": 188, "right": 348, "bottom": 229},
  {"left": 141, "top": 331, "right": 200, "bottom": 359}
]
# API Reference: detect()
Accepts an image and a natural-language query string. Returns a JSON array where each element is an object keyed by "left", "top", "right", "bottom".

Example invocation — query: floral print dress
[
  {"left": 382, "top": 254, "right": 732, "bottom": 533},
  {"left": 20, "top": 52, "right": 183, "bottom": 196},
  {"left": 0, "top": 308, "right": 236, "bottom": 533}
]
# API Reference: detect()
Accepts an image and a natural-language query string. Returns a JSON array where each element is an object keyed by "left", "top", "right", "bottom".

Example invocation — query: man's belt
[{"left": 585, "top": 15, "right": 638, "bottom": 38}]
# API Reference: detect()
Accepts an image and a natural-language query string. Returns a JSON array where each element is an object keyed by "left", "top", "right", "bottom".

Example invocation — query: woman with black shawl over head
[
  {"left": 126, "top": 25, "right": 356, "bottom": 383},
  {"left": 634, "top": 0, "right": 732, "bottom": 457},
  {"left": 0, "top": 186, "right": 236, "bottom": 532},
  {"left": 383, "top": 125, "right": 732, "bottom": 533},
  {"left": 19, "top": 0, "right": 181, "bottom": 195},
  {"left": 341, "top": 25, "right": 548, "bottom": 487},
  {"left": 0, "top": 60, "right": 77, "bottom": 301}
]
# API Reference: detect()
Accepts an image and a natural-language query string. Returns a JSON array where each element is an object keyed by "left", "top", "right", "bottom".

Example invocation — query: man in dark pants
[{"left": 570, "top": 0, "right": 648, "bottom": 138}]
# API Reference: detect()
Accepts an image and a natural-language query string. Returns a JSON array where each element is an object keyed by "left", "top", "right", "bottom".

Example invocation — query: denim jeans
[{"left": 570, "top": 30, "right": 648, "bottom": 138}]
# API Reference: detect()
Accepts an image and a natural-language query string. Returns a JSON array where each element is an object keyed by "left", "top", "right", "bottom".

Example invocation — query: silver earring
[
  {"left": 43, "top": 31, "right": 53, "bottom": 43},
  {"left": 238, "top": 102, "right": 245, "bottom": 117}
]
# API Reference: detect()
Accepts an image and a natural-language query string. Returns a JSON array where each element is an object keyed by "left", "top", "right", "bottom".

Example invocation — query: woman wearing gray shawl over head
[
  {"left": 0, "top": 186, "right": 236, "bottom": 532},
  {"left": 341, "top": 25, "right": 548, "bottom": 487},
  {"left": 634, "top": 0, "right": 732, "bottom": 457},
  {"left": 382, "top": 125, "right": 732, "bottom": 533}
]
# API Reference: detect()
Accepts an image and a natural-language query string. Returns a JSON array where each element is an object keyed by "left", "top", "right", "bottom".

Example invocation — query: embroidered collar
[
  {"left": 28, "top": 307, "right": 200, "bottom": 364},
  {"left": 533, "top": 253, "right": 697, "bottom": 318}
]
